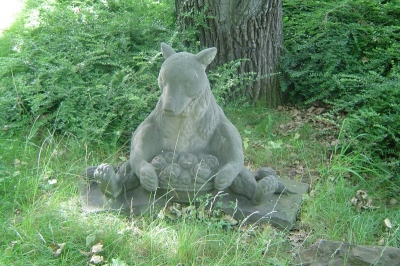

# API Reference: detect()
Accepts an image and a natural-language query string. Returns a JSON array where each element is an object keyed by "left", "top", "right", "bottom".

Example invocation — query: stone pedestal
[{"left": 81, "top": 177, "right": 308, "bottom": 230}]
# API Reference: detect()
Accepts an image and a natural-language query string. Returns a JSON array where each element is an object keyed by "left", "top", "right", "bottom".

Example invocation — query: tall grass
[
  {"left": 300, "top": 134, "right": 400, "bottom": 247},
  {"left": 0, "top": 124, "right": 294, "bottom": 265},
  {"left": 2, "top": 106, "right": 399, "bottom": 265}
]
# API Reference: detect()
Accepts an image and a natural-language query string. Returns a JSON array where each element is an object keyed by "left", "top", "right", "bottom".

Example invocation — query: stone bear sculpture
[{"left": 87, "top": 43, "right": 288, "bottom": 205}]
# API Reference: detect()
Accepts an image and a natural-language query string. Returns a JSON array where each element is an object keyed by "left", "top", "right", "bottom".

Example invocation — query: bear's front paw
[
  {"left": 140, "top": 163, "right": 159, "bottom": 191},
  {"left": 214, "top": 166, "right": 236, "bottom": 190}
]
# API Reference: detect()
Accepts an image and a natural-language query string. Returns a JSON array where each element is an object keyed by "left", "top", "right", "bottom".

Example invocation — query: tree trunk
[{"left": 175, "top": 0, "right": 283, "bottom": 107}]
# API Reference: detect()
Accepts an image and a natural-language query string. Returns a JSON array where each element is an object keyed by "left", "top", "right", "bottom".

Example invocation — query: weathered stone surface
[
  {"left": 299, "top": 239, "right": 400, "bottom": 266},
  {"left": 81, "top": 43, "right": 307, "bottom": 226},
  {"left": 80, "top": 176, "right": 308, "bottom": 229},
  {"left": 83, "top": 43, "right": 298, "bottom": 205}
]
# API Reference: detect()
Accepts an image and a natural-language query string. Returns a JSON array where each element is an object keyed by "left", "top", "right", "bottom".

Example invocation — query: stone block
[{"left": 81, "top": 176, "right": 308, "bottom": 230}]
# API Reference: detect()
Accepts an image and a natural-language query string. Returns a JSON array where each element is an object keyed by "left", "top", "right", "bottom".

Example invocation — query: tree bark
[{"left": 175, "top": 0, "right": 283, "bottom": 107}]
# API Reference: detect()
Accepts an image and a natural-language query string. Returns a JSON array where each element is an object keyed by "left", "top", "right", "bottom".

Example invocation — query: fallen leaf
[
  {"left": 350, "top": 197, "right": 358, "bottom": 206},
  {"left": 295, "top": 165, "right": 304, "bottom": 174},
  {"left": 49, "top": 242, "right": 66, "bottom": 257},
  {"left": 90, "top": 254, "right": 104, "bottom": 264},
  {"left": 182, "top": 205, "right": 196, "bottom": 219},
  {"left": 91, "top": 241, "right": 104, "bottom": 254},
  {"left": 357, "top": 190, "right": 368, "bottom": 199},
  {"left": 351, "top": 190, "right": 379, "bottom": 211},
  {"left": 315, "top": 107, "right": 325, "bottom": 114},
  {"left": 384, "top": 218, "right": 392, "bottom": 229},
  {"left": 169, "top": 203, "right": 182, "bottom": 217},
  {"left": 288, "top": 229, "right": 307, "bottom": 245}
]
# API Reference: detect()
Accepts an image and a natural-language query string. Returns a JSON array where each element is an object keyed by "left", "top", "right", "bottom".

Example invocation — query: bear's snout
[
  {"left": 163, "top": 98, "right": 176, "bottom": 115},
  {"left": 162, "top": 92, "right": 193, "bottom": 117}
]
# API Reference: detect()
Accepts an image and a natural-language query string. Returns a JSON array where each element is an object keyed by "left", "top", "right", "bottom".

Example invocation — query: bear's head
[{"left": 158, "top": 43, "right": 217, "bottom": 116}]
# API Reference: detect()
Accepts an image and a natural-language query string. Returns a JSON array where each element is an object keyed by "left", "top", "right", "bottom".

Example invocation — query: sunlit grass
[
  {"left": 1, "top": 106, "right": 399, "bottom": 264},
  {"left": 0, "top": 130, "right": 293, "bottom": 265}
]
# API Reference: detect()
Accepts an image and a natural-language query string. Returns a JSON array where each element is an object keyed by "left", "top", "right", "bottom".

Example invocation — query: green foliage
[
  {"left": 332, "top": 70, "right": 400, "bottom": 195},
  {"left": 281, "top": 0, "right": 400, "bottom": 104},
  {"left": 175, "top": 2, "right": 214, "bottom": 51},
  {"left": 208, "top": 59, "right": 255, "bottom": 107},
  {"left": 334, "top": 69, "right": 400, "bottom": 160},
  {"left": 282, "top": 0, "right": 400, "bottom": 169},
  {"left": 0, "top": 0, "right": 175, "bottom": 145}
]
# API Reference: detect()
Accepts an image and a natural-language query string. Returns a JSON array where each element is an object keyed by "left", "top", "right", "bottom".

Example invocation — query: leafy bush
[
  {"left": 0, "top": 0, "right": 175, "bottom": 145},
  {"left": 282, "top": 0, "right": 399, "bottom": 191},
  {"left": 335, "top": 68, "right": 400, "bottom": 159},
  {"left": 282, "top": 0, "right": 400, "bottom": 159},
  {"left": 281, "top": 0, "right": 400, "bottom": 105}
]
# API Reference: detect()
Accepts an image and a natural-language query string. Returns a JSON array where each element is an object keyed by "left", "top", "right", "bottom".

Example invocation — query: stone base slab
[{"left": 80, "top": 177, "right": 309, "bottom": 230}]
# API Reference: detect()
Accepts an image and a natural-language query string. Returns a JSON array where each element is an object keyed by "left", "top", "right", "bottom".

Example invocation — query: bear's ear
[
  {"left": 161, "top": 42, "right": 176, "bottom": 59},
  {"left": 195, "top": 47, "right": 217, "bottom": 67}
]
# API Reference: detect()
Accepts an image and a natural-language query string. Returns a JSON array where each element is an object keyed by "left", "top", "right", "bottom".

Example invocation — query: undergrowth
[
  {"left": 0, "top": 0, "right": 175, "bottom": 146},
  {"left": 282, "top": 0, "right": 400, "bottom": 194},
  {"left": 282, "top": 0, "right": 400, "bottom": 105}
]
